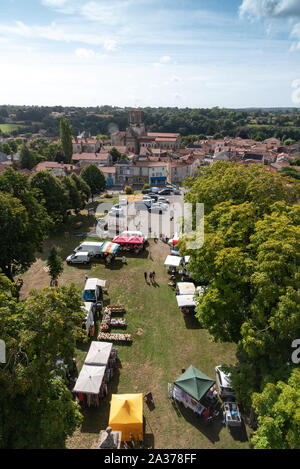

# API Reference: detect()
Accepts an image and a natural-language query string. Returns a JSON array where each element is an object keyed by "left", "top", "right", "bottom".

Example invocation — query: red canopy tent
[{"left": 113, "top": 235, "right": 144, "bottom": 245}]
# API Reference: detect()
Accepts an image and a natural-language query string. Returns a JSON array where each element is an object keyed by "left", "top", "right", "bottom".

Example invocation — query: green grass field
[
  {"left": 21, "top": 212, "right": 251, "bottom": 450},
  {"left": 0, "top": 123, "right": 26, "bottom": 133}
]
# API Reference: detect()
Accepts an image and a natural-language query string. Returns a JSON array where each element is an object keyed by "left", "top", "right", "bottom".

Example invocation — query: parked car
[
  {"left": 135, "top": 200, "right": 151, "bottom": 211},
  {"left": 173, "top": 189, "right": 181, "bottom": 195},
  {"left": 149, "top": 203, "right": 168, "bottom": 214},
  {"left": 74, "top": 242, "right": 104, "bottom": 257},
  {"left": 147, "top": 193, "right": 159, "bottom": 201},
  {"left": 142, "top": 188, "right": 152, "bottom": 194},
  {"left": 222, "top": 396, "right": 242, "bottom": 428},
  {"left": 109, "top": 207, "right": 124, "bottom": 217},
  {"left": 150, "top": 187, "right": 160, "bottom": 193},
  {"left": 66, "top": 252, "right": 92, "bottom": 265},
  {"left": 81, "top": 278, "right": 104, "bottom": 311},
  {"left": 157, "top": 197, "right": 170, "bottom": 204},
  {"left": 158, "top": 189, "right": 172, "bottom": 196},
  {"left": 119, "top": 198, "right": 128, "bottom": 206}
]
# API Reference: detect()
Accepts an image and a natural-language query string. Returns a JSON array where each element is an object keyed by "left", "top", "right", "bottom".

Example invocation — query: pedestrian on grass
[
  {"left": 149, "top": 272, "right": 153, "bottom": 283},
  {"left": 152, "top": 271, "right": 156, "bottom": 282},
  {"left": 144, "top": 272, "right": 148, "bottom": 282}
]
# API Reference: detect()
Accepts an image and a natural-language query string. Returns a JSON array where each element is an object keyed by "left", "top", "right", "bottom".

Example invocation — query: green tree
[
  {"left": 20, "top": 144, "right": 36, "bottom": 170},
  {"left": 181, "top": 164, "right": 300, "bottom": 410},
  {"left": 251, "top": 370, "right": 300, "bottom": 449},
  {"left": 0, "top": 169, "right": 50, "bottom": 279},
  {"left": 60, "top": 117, "right": 73, "bottom": 163},
  {"left": 30, "top": 170, "right": 69, "bottom": 224},
  {"left": 80, "top": 164, "right": 106, "bottom": 198},
  {"left": 70, "top": 173, "right": 91, "bottom": 206},
  {"left": 0, "top": 283, "right": 85, "bottom": 448},
  {"left": 47, "top": 246, "right": 64, "bottom": 285}
]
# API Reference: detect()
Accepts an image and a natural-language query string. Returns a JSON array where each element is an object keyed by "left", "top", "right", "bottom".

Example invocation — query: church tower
[{"left": 125, "top": 109, "right": 146, "bottom": 154}]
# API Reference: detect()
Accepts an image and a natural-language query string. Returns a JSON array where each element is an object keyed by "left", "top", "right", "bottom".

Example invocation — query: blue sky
[{"left": 1, "top": 0, "right": 300, "bottom": 107}]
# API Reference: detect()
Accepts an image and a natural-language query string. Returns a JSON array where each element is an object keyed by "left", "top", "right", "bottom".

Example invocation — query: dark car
[
  {"left": 147, "top": 193, "right": 159, "bottom": 201},
  {"left": 142, "top": 188, "right": 152, "bottom": 194},
  {"left": 158, "top": 189, "right": 172, "bottom": 196}
]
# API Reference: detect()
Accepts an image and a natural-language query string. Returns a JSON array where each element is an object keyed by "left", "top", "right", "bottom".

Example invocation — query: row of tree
[
  {"left": 181, "top": 162, "right": 300, "bottom": 449},
  {"left": 2, "top": 105, "right": 300, "bottom": 141},
  {"left": 0, "top": 164, "right": 106, "bottom": 280},
  {"left": 0, "top": 276, "right": 85, "bottom": 448}
]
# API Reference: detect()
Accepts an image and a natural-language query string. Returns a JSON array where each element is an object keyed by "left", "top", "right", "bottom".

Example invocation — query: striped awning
[{"left": 99, "top": 242, "right": 120, "bottom": 254}]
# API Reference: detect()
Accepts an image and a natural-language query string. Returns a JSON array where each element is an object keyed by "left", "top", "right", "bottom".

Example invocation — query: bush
[
  {"left": 124, "top": 185, "right": 133, "bottom": 194},
  {"left": 143, "top": 184, "right": 150, "bottom": 190}
]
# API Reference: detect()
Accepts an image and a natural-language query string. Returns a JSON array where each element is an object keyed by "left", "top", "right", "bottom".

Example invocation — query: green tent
[{"left": 174, "top": 365, "right": 215, "bottom": 402}]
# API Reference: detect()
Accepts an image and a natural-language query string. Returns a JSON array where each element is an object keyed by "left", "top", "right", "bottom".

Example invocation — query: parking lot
[{"left": 93, "top": 189, "right": 185, "bottom": 240}]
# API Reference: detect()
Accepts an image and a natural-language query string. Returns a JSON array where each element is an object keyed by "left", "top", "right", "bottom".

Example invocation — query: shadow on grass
[
  {"left": 177, "top": 403, "right": 223, "bottom": 444},
  {"left": 228, "top": 421, "right": 249, "bottom": 443},
  {"left": 80, "top": 364, "right": 121, "bottom": 435},
  {"left": 183, "top": 315, "right": 202, "bottom": 330}
]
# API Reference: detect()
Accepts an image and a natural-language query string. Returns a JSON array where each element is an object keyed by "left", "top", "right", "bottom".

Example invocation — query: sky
[{"left": 1, "top": 0, "right": 300, "bottom": 108}]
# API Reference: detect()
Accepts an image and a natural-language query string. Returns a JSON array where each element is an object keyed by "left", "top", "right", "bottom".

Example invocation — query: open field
[
  {"left": 0, "top": 123, "right": 26, "bottom": 133},
  {"left": 21, "top": 212, "right": 251, "bottom": 450}
]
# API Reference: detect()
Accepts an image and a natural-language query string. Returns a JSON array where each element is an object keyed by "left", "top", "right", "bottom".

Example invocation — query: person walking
[
  {"left": 144, "top": 272, "right": 148, "bottom": 282},
  {"left": 149, "top": 272, "right": 153, "bottom": 283},
  {"left": 152, "top": 271, "right": 156, "bottom": 282},
  {"left": 122, "top": 256, "right": 127, "bottom": 265}
]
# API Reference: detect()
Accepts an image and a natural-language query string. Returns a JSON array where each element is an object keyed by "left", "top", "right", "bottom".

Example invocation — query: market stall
[
  {"left": 100, "top": 306, "right": 127, "bottom": 332},
  {"left": 99, "top": 242, "right": 120, "bottom": 265},
  {"left": 176, "top": 282, "right": 196, "bottom": 296},
  {"left": 109, "top": 393, "right": 144, "bottom": 442},
  {"left": 73, "top": 341, "right": 118, "bottom": 407},
  {"left": 81, "top": 302, "right": 95, "bottom": 335},
  {"left": 73, "top": 364, "right": 106, "bottom": 406},
  {"left": 176, "top": 294, "right": 196, "bottom": 315},
  {"left": 98, "top": 332, "right": 132, "bottom": 343},
  {"left": 172, "top": 365, "right": 216, "bottom": 416},
  {"left": 112, "top": 235, "right": 145, "bottom": 254},
  {"left": 84, "top": 341, "right": 113, "bottom": 366}
]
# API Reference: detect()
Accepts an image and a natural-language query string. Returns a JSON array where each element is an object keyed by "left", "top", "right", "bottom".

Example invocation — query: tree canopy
[
  {"left": 0, "top": 282, "right": 86, "bottom": 448},
  {"left": 80, "top": 164, "right": 106, "bottom": 197},
  {"left": 181, "top": 163, "right": 300, "bottom": 419}
]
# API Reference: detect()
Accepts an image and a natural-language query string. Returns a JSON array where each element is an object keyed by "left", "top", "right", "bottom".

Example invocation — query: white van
[
  {"left": 66, "top": 252, "right": 92, "bottom": 265},
  {"left": 74, "top": 242, "right": 103, "bottom": 257}
]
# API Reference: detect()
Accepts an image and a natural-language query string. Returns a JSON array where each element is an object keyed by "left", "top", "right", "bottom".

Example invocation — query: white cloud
[
  {"left": 103, "top": 39, "right": 117, "bottom": 51},
  {"left": 41, "top": 0, "right": 69, "bottom": 6},
  {"left": 0, "top": 21, "right": 111, "bottom": 47},
  {"left": 75, "top": 48, "right": 96, "bottom": 59},
  {"left": 80, "top": 1, "right": 130, "bottom": 25},
  {"left": 239, "top": 0, "right": 300, "bottom": 19},
  {"left": 159, "top": 55, "right": 171, "bottom": 63}
]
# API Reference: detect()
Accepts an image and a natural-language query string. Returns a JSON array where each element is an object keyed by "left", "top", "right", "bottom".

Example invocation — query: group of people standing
[{"left": 144, "top": 271, "right": 156, "bottom": 285}]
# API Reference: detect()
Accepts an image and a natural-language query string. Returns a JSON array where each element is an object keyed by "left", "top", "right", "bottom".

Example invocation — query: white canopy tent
[
  {"left": 184, "top": 256, "right": 191, "bottom": 265},
  {"left": 176, "top": 282, "right": 196, "bottom": 296},
  {"left": 82, "top": 302, "right": 94, "bottom": 331},
  {"left": 164, "top": 255, "right": 182, "bottom": 267},
  {"left": 73, "top": 364, "right": 106, "bottom": 395},
  {"left": 84, "top": 341, "right": 113, "bottom": 367},
  {"left": 176, "top": 295, "right": 196, "bottom": 308}
]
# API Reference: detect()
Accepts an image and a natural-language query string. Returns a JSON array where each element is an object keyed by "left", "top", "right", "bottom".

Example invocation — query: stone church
[{"left": 111, "top": 109, "right": 181, "bottom": 154}]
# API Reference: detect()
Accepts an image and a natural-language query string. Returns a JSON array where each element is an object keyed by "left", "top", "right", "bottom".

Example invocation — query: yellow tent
[{"left": 109, "top": 393, "right": 143, "bottom": 442}]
